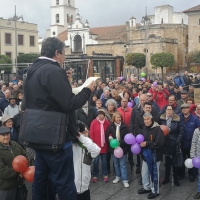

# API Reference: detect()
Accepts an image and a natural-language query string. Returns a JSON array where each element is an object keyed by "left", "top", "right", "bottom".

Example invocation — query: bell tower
[{"left": 50, "top": 0, "right": 76, "bottom": 37}]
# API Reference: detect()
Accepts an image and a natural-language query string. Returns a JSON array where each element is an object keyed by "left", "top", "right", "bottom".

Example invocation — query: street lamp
[
  {"left": 141, "top": 7, "right": 151, "bottom": 76},
  {"left": 7, "top": 5, "right": 24, "bottom": 74}
]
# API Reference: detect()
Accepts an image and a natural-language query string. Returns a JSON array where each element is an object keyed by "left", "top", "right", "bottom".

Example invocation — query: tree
[
  {"left": 17, "top": 53, "right": 40, "bottom": 63},
  {"left": 187, "top": 50, "right": 200, "bottom": 64},
  {"left": 125, "top": 53, "right": 146, "bottom": 77},
  {"left": 0, "top": 55, "right": 12, "bottom": 72},
  {"left": 150, "top": 52, "right": 175, "bottom": 78}
]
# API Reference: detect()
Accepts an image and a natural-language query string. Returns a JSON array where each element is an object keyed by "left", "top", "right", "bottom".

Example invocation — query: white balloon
[
  {"left": 72, "top": 77, "right": 100, "bottom": 95},
  {"left": 185, "top": 158, "right": 193, "bottom": 169}
]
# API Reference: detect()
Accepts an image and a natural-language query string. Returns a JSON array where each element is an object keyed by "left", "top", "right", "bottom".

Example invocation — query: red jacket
[
  {"left": 90, "top": 119, "right": 110, "bottom": 154},
  {"left": 117, "top": 107, "right": 132, "bottom": 127},
  {"left": 152, "top": 89, "right": 170, "bottom": 109}
]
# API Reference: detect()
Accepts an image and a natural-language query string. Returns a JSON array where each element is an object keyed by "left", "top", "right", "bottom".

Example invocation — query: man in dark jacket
[
  {"left": 0, "top": 90, "right": 11, "bottom": 114},
  {"left": 159, "top": 95, "right": 181, "bottom": 116},
  {"left": 138, "top": 112, "right": 165, "bottom": 199},
  {"left": 75, "top": 101, "right": 97, "bottom": 128},
  {"left": 179, "top": 104, "right": 200, "bottom": 182},
  {"left": 182, "top": 71, "right": 191, "bottom": 91},
  {"left": 23, "top": 37, "right": 95, "bottom": 200},
  {"left": 135, "top": 102, "right": 159, "bottom": 135}
]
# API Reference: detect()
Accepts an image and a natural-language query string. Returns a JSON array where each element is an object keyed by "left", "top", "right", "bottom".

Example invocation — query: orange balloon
[
  {"left": 160, "top": 125, "right": 169, "bottom": 136},
  {"left": 23, "top": 166, "right": 35, "bottom": 183},
  {"left": 12, "top": 155, "right": 28, "bottom": 173}
]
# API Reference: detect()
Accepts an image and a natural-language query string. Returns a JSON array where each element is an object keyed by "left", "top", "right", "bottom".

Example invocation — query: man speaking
[{"left": 22, "top": 37, "right": 95, "bottom": 200}]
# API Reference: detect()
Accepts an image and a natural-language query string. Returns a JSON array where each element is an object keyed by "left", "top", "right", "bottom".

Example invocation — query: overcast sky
[{"left": 0, "top": 0, "right": 199, "bottom": 37}]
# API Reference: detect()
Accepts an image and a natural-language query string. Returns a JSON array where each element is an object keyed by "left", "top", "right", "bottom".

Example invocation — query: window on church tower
[
  {"left": 161, "top": 18, "right": 163, "bottom": 24},
  {"left": 56, "top": 14, "right": 59, "bottom": 23},
  {"left": 56, "top": 0, "right": 59, "bottom": 5},
  {"left": 199, "top": 36, "right": 200, "bottom": 43},
  {"left": 68, "top": 0, "right": 70, "bottom": 5},
  {"left": 73, "top": 35, "right": 82, "bottom": 52},
  {"left": 199, "top": 19, "right": 200, "bottom": 25},
  {"left": 71, "top": 15, "right": 73, "bottom": 23}
]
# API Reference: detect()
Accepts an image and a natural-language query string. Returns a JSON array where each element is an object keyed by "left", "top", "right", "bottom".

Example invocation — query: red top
[
  {"left": 152, "top": 89, "right": 170, "bottom": 109},
  {"left": 117, "top": 107, "right": 132, "bottom": 127},
  {"left": 90, "top": 119, "right": 110, "bottom": 154}
]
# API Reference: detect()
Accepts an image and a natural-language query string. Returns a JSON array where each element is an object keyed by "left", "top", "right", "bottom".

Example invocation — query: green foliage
[
  {"left": 150, "top": 52, "right": 175, "bottom": 69},
  {"left": 0, "top": 55, "right": 12, "bottom": 72},
  {"left": 187, "top": 50, "right": 200, "bottom": 64},
  {"left": 17, "top": 53, "right": 40, "bottom": 63},
  {"left": 150, "top": 52, "right": 175, "bottom": 78},
  {"left": 0, "top": 55, "right": 12, "bottom": 64},
  {"left": 125, "top": 53, "right": 146, "bottom": 69}
]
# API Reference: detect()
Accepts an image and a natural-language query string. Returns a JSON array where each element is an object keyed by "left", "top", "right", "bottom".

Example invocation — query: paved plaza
[{"left": 26, "top": 159, "right": 199, "bottom": 200}]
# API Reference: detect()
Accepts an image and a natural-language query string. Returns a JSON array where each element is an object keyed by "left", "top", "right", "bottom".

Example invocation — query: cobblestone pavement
[{"left": 26, "top": 160, "right": 198, "bottom": 200}]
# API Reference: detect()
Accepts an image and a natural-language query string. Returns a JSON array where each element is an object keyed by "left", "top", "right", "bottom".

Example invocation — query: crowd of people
[
  {"left": 72, "top": 71, "right": 200, "bottom": 199},
  {"left": 0, "top": 36, "right": 200, "bottom": 200}
]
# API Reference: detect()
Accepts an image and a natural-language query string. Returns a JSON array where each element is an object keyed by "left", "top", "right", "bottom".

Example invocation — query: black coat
[
  {"left": 23, "top": 58, "right": 91, "bottom": 141},
  {"left": 160, "top": 114, "right": 184, "bottom": 155},
  {"left": 105, "top": 122, "right": 130, "bottom": 155},
  {"left": 75, "top": 106, "right": 97, "bottom": 128},
  {"left": 135, "top": 110, "right": 159, "bottom": 135},
  {"left": 182, "top": 75, "right": 191, "bottom": 86},
  {"left": 130, "top": 104, "right": 158, "bottom": 133},
  {"left": 142, "top": 122, "right": 165, "bottom": 162}
]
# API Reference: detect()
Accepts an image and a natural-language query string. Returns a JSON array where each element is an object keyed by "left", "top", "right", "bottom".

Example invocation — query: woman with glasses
[{"left": 159, "top": 105, "right": 184, "bottom": 186}]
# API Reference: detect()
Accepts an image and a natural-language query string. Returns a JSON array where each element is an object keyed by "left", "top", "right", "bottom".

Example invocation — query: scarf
[
  {"left": 97, "top": 117, "right": 106, "bottom": 147},
  {"left": 82, "top": 101, "right": 88, "bottom": 116},
  {"left": 114, "top": 122, "right": 121, "bottom": 141}
]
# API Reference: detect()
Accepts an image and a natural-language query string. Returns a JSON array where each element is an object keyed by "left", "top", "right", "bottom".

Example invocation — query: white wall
[{"left": 173, "top": 12, "right": 188, "bottom": 24}]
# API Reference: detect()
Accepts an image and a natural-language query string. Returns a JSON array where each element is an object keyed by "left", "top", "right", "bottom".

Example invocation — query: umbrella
[
  {"left": 142, "top": 148, "right": 158, "bottom": 195},
  {"left": 128, "top": 149, "right": 134, "bottom": 172}
]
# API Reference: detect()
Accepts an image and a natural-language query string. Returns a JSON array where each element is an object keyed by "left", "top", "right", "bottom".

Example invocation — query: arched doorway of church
[{"left": 73, "top": 35, "right": 82, "bottom": 52}]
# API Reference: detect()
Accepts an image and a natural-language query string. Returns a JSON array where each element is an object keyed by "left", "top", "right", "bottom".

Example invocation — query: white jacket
[{"left": 73, "top": 134, "right": 100, "bottom": 194}]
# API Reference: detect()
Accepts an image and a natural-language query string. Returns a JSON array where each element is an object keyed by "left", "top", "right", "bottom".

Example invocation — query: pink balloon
[
  {"left": 131, "top": 143, "right": 141, "bottom": 154},
  {"left": 114, "top": 147, "right": 123, "bottom": 158},
  {"left": 136, "top": 134, "right": 144, "bottom": 143},
  {"left": 124, "top": 134, "right": 136, "bottom": 145}
]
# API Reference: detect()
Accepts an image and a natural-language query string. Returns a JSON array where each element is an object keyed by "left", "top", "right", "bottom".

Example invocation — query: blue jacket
[
  {"left": 180, "top": 114, "right": 200, "bottom": 148},
  {"left": 0, "top": 98, "right": 9, "bottom": 113},
  {"left": 174, "top": 76, "right": 184, "bottom": 87}
]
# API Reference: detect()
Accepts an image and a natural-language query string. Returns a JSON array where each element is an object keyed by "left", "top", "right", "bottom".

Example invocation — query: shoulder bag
[{"left": 173, "top": 144, "right": 184, "bottom": 167}]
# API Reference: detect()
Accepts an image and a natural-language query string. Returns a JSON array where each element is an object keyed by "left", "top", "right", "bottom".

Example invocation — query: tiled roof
[
  {"left": 57, "top": 30, "right": 68, "bottom": 42},
  {"left": 183, "top": 5, "right": 200, "bottom": 13},
  {"left": 90, "top": 25, "right": 126, "bottom": 40}
]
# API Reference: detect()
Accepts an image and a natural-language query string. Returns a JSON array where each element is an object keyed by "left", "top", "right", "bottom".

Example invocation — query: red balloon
[
  {"left": 23, "top": 166, "right": 35, "bottom": 183},
  {"left": 160, "top": 125, "right": 169, "bottom": 136},
  {"left": 12, "top": 155, "right": 28, "bottom": 173}
]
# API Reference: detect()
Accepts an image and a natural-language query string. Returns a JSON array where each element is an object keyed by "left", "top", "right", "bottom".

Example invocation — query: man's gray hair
[
  {"left": 143, "top": 112, "right": 153, "bottom": 118},
  {"left": 105, "top": 99, "right": 117, "bottom": 108},
  {"left": 103, "top": 86, "right": 109, "bottom": 92}
]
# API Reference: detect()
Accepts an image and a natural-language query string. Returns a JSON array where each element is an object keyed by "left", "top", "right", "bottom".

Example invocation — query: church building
[{"left": 45, "top": 1, "right": 200, "bottom": 80}]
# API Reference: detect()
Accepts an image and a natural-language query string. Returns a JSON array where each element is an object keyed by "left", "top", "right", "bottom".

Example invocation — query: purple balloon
[
  {"left": 120, "top": 77, "right": 124, "bottom": 81},
  {"left": 136, "top": 134, "right": 144, "bottom": 143},
  {"left": 124, "top": 134, "right": 136, "bottom": 145},
  {"left": 131, "top": 143, "right": 141, "bottom": 154},
  {"left": 127, "top": 102, "right": 133, "bottom": 108},
  {"left": 192, "top": 157, "right": 200, "bottom": 168},
  {"left": 153, "top": 82, "right": 157, "bottom": 86}
]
